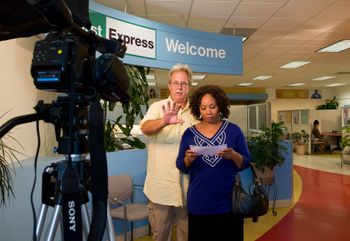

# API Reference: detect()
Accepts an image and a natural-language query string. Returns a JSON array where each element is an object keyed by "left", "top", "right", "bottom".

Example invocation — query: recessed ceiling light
[
  {"left": 146, "top": 74, "right": 156, "bottom": 80},
  {"left": 237, "top": 82, "right": 253, "bottom": 86},
  {"left": 288, "top": 83, "right": 306, "bottom": 87},
  {"left": 192, "top": 82, "right": 198, "bottom": 86},
  {"left": 147, "top": 82, "right": 157, "bottom": 86},
  {"left": 325, "top": 83, "right": 346, "bottom": 87},
  {"left": 280, "top": 61, "right": 311, "bottom": 69},
  {"left": 312, "top": 76, "right": 336, "bottom": 81},
  {"left": 252, "top": 75, "right": 272, "bottom": 80},
  {"left": 193, "top": 75, "right": 206, "bottom": 80},
  {"left": 318, "top": 40, "right": 350, "bottom": 52}
]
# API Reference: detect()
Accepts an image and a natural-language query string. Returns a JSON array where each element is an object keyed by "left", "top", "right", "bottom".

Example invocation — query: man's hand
[{"left": 162, "top": 101, "right": 184, "bottom": 125}]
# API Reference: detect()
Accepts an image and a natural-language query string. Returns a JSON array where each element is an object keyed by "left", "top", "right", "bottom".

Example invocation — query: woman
[
  {"left": 312, "top": 119, "right": 325, "bottom": 152},
  {"left": 312, "top": 120, "right": 323, "bottom": 139},
  {"left": 176, "top": 85, "right": 251, "bottom": 241}
]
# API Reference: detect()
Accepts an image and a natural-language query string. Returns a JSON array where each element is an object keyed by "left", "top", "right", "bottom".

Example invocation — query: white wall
[
  {"left": 334, "top": 85, "right": 350, "bottom": 107},
  {"left": 0, "top": 38, "right": 57, "bottom": 159},
  {"left": 266, "top": 87, "right": 347, "bottom": 123}
]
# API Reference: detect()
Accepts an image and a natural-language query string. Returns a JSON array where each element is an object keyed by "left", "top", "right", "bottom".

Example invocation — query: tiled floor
[{"left": 135, "top": 153, "right": 350, "bottom": 241}]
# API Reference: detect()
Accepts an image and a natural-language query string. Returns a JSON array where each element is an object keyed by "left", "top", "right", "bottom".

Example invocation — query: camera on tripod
[
  {"left": 0, "top": 0, "right": 131, "bottom": 240},
  {"left": 30, "top": 8, "right": 129, "bottom": 103}
]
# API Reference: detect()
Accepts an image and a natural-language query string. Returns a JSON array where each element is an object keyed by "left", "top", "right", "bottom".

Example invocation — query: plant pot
[
  {"left": 295, "top": 144, "right": 307, "bottom": 155},
  {"left": 251, "top": 162, "right": 275, "bottom": 184},
  {"left": 292, "top": 141, "right": 296, "bottom": 152},
  {"left": 342, "top": 151, "right": 350, "bottom": 165}
]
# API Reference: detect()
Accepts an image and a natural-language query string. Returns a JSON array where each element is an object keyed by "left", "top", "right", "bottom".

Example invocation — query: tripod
[
  {"left": 32, "top": 96, "right": 113, "bottom": 241},
  {"left": 0, "top": 97, "right": 111, "bottom": 241},
  {"left": 35, "top": 156, "right": 91, "bottom": 241}
]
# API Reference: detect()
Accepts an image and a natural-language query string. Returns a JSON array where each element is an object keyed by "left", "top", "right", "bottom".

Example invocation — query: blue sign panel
[{"left": 90, "top": 1, "right": 242, "bottom": 75}]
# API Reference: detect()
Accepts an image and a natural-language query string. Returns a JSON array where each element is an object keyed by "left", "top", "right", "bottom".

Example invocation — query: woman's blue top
[{"left": 176, "top": 120, "right": 250, "bottom": 215}]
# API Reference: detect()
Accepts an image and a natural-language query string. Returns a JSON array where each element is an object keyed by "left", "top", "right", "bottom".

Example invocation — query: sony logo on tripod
[{"left": 68, "top": 201, "right": 77, "bottom": 232}]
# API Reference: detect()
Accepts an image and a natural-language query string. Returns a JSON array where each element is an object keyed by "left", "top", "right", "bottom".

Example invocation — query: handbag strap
[{"left": 236, "top": 162, "right": 262, "bottom": 186}]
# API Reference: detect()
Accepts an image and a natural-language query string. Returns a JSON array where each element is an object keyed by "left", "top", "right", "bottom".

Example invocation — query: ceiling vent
[
  {"left": 220, "top": 27, "right": 257, "bottom": 40},
  {"left": 334, "top": 71, "right": 350, "bottom": 75}
]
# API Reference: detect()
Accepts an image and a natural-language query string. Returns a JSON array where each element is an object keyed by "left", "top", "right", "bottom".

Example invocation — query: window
[{"left": 247, "top": 103, "right": 271, "bottom": 133}]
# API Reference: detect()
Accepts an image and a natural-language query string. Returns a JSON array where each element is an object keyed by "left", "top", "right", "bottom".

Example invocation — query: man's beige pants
[{"left": 148, "top": 201, "right": 188, "bottom": 241}]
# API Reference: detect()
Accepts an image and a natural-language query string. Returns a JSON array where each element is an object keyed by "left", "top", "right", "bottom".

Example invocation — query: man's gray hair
[{"left": 168, "top": 63, "right": 192, "bottom": 86}]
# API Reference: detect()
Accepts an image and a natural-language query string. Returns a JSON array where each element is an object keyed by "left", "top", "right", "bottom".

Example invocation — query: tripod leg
[
  {"left": 46, "top": 205, "right": 62, "bottom": 241},
  {"left": 82, "top": 203, "right": 91, "bottom": 239},
  {"left": 106, "top": 202, "right": 116, "bottom": 241},
  {"left": 36, "top": 204, "right": 49, "bottom": 241}
]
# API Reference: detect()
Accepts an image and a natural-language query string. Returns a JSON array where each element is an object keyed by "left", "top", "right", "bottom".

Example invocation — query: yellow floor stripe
[
  {"left": 244, "top": 169, "right": 302, "bottom": 241},
  {"left": 135, "top": 169, "right": 303, "bottom": 241}
]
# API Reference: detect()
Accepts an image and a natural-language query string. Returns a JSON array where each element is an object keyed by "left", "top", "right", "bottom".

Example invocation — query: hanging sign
[{"left": 89, "top": 1, "right": 242, "bottom": 75}]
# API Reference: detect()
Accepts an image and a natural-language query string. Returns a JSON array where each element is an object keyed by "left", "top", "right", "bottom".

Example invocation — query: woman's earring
[{"left": 219, "top": 112, "right": 223, "bottom": 120}]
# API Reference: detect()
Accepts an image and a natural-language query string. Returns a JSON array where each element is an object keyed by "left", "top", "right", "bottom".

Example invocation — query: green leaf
[
  {"left": 101, "top": 64, "right": 150, "bottom": 151},
  {"left": 0, "top": 112, "right": 24, "bottom": 207}
]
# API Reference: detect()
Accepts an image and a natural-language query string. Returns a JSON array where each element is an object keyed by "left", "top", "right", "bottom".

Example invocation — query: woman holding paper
[{"left": 176, "top": 85, "right": 250, "bottom": 241}]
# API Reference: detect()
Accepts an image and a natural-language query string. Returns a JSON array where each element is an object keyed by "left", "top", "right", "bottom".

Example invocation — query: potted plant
[
  {"left": 103, "top": 64, "right": 150, "bottom": 151},
  {"left": 291, "top": 130, "right": 310, "bottom": 155},
  {"left": 247, "top": 121, "right": 287, "bottom": 184},
  {"left": 341, "top": 125, "right": 350, "bottom": 164},
  {"left": 0, "top": 112, "right": 23, "bottom": 207},
  {"left": 316, "top": 96, "right": 339, "bottom": 110}
]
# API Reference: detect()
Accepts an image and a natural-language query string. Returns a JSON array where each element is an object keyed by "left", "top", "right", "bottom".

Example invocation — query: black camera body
[
  {"left": 1, "top": 0, "right": 130, "bottom": 102},
  {"left": 31, "top": 27, "right": 130, "bottom": 102},
  {"left": 31, "top": 31, "right": 94, "bottom": 94}
]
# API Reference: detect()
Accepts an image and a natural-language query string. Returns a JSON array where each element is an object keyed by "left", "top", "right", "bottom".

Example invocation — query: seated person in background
[
  {"left": 312, "top": 120, "right": 325, "bottom": 152},
  {"left": 312, "top": 120, "right": 323, "bottom": 139}
]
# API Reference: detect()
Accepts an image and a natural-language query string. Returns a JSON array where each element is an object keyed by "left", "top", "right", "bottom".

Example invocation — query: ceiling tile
[
  {"left": 191, "top": 1, "right": 240, "bottom": 16},
  {"left": 188, "top": 16, "right": 228, "bottom": 29},
  {"left": 316, "top": 4, "right": 350, "bottom": 19},
  {"left": 146, "top": 0, "right": 192, "bottom": 15},
  {"left": 261, "top": 17, "right": 305, "bottom": 31},
  {"left": 226, "top": 16, "right": 268, "bottom": 29},
  {"left": 275, "top": 3, "right": 330, "bottom": 19},
  {"left": 233, "top": 2, "right": 284, "bottom": 18}
]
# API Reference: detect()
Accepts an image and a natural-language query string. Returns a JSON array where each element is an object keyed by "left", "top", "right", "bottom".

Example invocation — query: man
[
  {"left": 311, "top": 89, "right": 322, "bottom": 99},
  {"left": 140, "top": 63, "right": 198, "bottom": 241}
]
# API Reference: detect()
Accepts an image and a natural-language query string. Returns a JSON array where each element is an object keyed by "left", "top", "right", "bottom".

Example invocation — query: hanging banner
[{"left": 89, "top": 1, "right": 242, "bottom": 75}]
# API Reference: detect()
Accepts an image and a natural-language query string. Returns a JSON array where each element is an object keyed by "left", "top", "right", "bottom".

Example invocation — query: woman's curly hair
[{"left": 189, "top": 85, "right": 230, "bottom": 120}]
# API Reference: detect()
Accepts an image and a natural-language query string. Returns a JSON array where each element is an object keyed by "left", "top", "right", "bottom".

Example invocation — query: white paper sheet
[{"left": 190, "top": 144, "right": 227, "bottom": 156}]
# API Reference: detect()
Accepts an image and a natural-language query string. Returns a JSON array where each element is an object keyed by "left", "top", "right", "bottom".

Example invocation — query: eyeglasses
[{"left": 171, "top": 81, "right": 189, "bottom": 87}]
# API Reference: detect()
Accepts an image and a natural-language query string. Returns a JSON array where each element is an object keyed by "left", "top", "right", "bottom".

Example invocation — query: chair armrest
[{"left": 108, "top": 196, "right": 125, "bottom": 206}]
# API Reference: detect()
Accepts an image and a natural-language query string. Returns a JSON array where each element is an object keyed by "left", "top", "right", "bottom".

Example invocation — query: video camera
[
  {"left": 0, "top": 1, "right": 130, "bottom": 241},
  {"left": 1, "top": 0, "right": 130, "bottom": 102}
]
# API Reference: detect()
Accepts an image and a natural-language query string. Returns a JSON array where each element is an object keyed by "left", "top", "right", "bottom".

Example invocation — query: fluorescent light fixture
[
  {"left": 318, "top": 40, "right": 350, "bottom": 52},
  {"left": 253, "top": 75, "right": 272, "bottom": 80},
  {"left": 288, "top": 83, "right": 306, "bottom": 87},
  {"left": 237, "top": 82, "right": 253, "bottom": 86},
  {"left": 280, "top": 61, "right": 311, "bottom": 69},
  {"left": 146, "top": 74, "right": 156, "bottom": 80},
  {"left": 312, "top": 76, "right": 336, "bottom": 81},
  {"left": 242, "top": 37, "right": 247, "bottom": 42},
  {"left": 192, "top": 82, "right": 198, "bottom": 86},
  {"left": 193, "top": 75, "right": 206, "bottom": 80},
  {"left": 147, "top": 82, "right": 157, "bottom": 86},
  {"left": 325, "top": 83, "right": 346, "bottom": 87}
]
